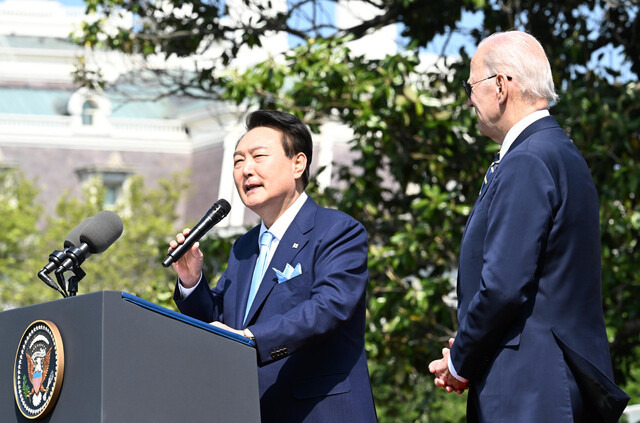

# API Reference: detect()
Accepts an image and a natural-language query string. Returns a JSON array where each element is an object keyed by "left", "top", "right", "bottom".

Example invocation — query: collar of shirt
[
  {"left": 499, "top": 109, "right": 550, "bottom": 159},
  {"left": 257, "top": 192, "right": 308, "bottom": 263}
]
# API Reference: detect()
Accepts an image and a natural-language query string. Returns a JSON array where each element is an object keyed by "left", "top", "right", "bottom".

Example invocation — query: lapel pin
[{"left": 292, "top": 243, "right": 299, "bottom": 249}]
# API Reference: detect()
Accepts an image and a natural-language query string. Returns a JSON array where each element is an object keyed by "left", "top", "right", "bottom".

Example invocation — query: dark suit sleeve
[
  {"left": 451, "top": 151, "right": 558, "bottom": 379},
  {"left": 248, "top": 216, "right": 369, "bottom": 365},
  {"left": 173, "top": 274, "right": 225, "bottom": 324}
]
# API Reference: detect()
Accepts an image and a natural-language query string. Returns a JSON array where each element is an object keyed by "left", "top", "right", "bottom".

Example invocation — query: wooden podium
[{"left": 0, "top": 291, "right": 261, "bottom": 422}]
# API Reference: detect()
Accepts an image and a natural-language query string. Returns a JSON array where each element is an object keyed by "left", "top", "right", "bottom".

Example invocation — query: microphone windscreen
[
  {"left": 63, "top": 216, "right": 94, "bottom": 248},
  {"left": 79, "top": 210, "right": 124, "bottom": 254}
]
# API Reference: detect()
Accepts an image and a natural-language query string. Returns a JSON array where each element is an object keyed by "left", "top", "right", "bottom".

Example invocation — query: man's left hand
[
  {"left": 428, "top": 338, "right": 468, "bottom": 395},
  {"left": 210, "top": 321, "right": 243, "bottom": 336}
]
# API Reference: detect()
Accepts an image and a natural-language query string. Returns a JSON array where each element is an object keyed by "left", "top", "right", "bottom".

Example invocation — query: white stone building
[{"left": 0, "top": 0, "right": 369, "bottom": 231}]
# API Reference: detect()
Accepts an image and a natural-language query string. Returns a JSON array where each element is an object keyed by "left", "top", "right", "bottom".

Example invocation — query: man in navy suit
[
  {"left": 428, "top": 31, "right": 629, "bottom": 422},
  {"left": 169, "top": 110, "right": 377, "bottom": 422}
]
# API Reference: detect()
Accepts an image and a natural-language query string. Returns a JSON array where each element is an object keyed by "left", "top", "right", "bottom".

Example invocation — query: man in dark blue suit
[
  {"left": 169, "top": 110, "right": 377, "bottom": 422},
  {"left": 428, "top": 31, "right": 629, "bottom": 422}
]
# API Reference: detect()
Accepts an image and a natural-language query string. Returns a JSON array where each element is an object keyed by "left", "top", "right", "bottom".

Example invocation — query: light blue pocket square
[{"left": 273, "top": 263, "right": 302, "bottom": 283}]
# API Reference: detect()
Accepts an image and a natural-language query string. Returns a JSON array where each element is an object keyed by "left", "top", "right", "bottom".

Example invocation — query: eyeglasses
[{"left": 463, "top": 74, "right": 512, "bottom": 98}]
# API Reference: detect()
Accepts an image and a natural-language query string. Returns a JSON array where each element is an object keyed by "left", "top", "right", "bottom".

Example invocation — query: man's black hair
[{"left": 246, "top": 110, "right": 313, "bottom": 188}]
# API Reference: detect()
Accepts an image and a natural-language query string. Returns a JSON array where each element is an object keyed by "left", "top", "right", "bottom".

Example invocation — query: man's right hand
[{"left": 168, "top": 228, "right": 204, "bottom": 288}]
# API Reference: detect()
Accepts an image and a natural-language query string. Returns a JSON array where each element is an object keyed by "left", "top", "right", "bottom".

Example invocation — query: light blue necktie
[{"left": 244, "top": 231, "right": 274, "bottom": 324}]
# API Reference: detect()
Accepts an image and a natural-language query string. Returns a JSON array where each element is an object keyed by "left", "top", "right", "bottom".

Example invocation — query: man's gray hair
[{"left": 480, "top": 31, "right": 559, "bottom": 105}]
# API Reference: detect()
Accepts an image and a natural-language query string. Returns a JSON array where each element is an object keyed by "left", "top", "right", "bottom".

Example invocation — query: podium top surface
[{"left": 121, "top": 291, "right": 255, "bottom": 347}]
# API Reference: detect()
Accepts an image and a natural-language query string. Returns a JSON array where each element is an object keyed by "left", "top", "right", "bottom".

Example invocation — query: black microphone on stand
[
  {"left": 55, "top": 210, "right": 123, "bottom": 273},
  {"left": 38, "top": 216, "right": 93, "bottom": 296},
  {"left": 162, "top": 199, "right": 231, "bottom": 267},
  {"left": 54, "top": 210, "right": 123, "bottom": 297}
]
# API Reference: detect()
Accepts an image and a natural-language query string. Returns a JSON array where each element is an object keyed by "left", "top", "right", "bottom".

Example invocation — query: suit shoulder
[
  {"left": 514, "top": 127, "right": 590, "bottom": 171},
  {"left": 515, "top": 119, "right": 581, "bottom": 156},
  {"left": 315, "top": 204, "right": 364, "bottom": 228}
]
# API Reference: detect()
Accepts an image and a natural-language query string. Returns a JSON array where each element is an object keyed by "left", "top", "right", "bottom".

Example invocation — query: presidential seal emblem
[{"left": 14, "top": 320, "right": 65, "bottom": 420}]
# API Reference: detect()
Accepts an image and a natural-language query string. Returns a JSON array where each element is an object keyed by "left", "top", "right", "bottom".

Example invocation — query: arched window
[
  {"left": 68, "top": 89, "right": 111, "bottom": 128},
  {"left": 81, "top": 100, "right": 99, "bottom": 126}
]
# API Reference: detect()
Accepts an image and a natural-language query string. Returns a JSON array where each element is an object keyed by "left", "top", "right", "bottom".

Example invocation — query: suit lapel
[
  {"left": 474, "top": 116, "right": 560, "bottom": 204},
  {"left": 471, "top": 161, "right": 496, "bottom": 205},
  {"left": 463, "top": 116, "right": 561, "bottom": 243},
  {"left": 243, "top": 197, "right": 316, "bottom": 326}
]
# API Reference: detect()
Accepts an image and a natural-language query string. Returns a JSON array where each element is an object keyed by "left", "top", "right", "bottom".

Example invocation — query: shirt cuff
[
  {"left": 448, "top": 354, "right": 469, "bottom": 383},
  {"left": 177, "top": 273, "right": 203, "bottom": 299}
]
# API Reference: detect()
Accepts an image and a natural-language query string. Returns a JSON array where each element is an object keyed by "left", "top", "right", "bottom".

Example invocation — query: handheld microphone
[
  {"left": 162, "top": 199, "right": 231, "bottom": 267},
  {"left": 55, "top": 210, "right": 124, "bottom": 273}
]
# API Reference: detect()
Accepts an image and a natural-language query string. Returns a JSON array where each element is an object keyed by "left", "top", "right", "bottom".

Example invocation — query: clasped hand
[{"left": 428, "top": 338, "right": 468, "bottom": 395}]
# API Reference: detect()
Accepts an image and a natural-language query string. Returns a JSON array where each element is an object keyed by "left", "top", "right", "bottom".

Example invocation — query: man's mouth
[{"left": 245, "top": 183, "right": 261, "bottom": 193}]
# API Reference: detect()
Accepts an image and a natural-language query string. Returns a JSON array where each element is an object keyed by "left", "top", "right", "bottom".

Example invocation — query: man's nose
[{"left": 242, "top": 158, "right": 255, "bottom": 176}]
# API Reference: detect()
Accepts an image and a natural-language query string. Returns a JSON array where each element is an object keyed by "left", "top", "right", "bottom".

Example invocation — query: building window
[
  {"left": 101, "top": 172, "right": 128, "bottom": 207},
  {"left": 67, "top": 88, "right": 112, "bottom": 129},
  {"left": 76, "top": 169, "right": 131, "bottom": 208},
  {"left": 81, "top": 100, "right": 99, "bottom": 126}
]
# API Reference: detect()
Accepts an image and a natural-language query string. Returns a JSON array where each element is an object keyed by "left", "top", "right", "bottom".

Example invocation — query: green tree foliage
[
  {"left": 72, "top": 0, "right": 639, "bottom": 420},
  {"left": 0, "top": 173, "right": 190, "bottom": 311},
  {"left": 53, "top": 173, "right": 190, "bottom": 307},
  {"left": 0, "top": 170, "right": 43, "bottom": 308}
]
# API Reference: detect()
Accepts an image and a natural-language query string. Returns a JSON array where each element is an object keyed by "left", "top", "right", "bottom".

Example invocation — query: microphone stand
[
  {"left": 38, "top": 249, "right": 69, "bottom": 298},
  {"left": 54, "top": 244, "right": 90, "bottom": 297},
  {"left": 54, "top": 270, "right": 68, "bottom": 298},
  {"left": 66, "top": 266, "right": 86, "bottom": 297},
  {"left": 38, "top": 269, "right": 67, "bottom": 298},
  {"left": 54, "top": 264, "right": 86, "bottom": 297}
]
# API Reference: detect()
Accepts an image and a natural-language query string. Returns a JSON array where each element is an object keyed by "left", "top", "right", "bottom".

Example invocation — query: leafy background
[{"left": 1, "top": 0, "right": 638, "bottom": 421}]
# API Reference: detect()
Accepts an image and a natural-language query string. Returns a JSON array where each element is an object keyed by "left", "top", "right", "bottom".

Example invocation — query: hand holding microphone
[
  {"left": 168, "top": 227, "right": 205, "bottom": 288},
  {"left": 162, "top": 199, "right": 231, "bottom": 268},
  {"left": 163, "top": 199, "right": 231, "bottom": 287}
]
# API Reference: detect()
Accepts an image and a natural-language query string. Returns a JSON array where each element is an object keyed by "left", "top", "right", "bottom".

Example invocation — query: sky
[
  {"left": 55, "top": 0, "right": 479, "bottom": 58},
  {"left": 53, "top": 0, "right": 631, "bottom": 81}
]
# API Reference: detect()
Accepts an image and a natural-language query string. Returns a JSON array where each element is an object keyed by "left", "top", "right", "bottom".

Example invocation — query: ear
[
  {"left": 495, "top": 74, "right": 509, "bottom": 104},
  {"left": 292, "top": 152, "right": 307, "bottom": 179}
]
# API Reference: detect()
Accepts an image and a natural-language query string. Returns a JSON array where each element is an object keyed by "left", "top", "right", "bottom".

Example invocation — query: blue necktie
[
  {"left": 244, "top": 231, "right": 274, "bottom": 324},
  {"left": 479, "top": 154, "right": 501, "bottom": 195}
]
